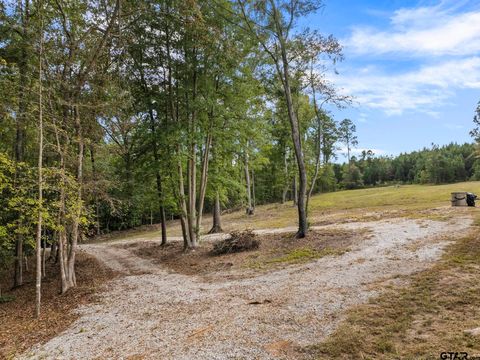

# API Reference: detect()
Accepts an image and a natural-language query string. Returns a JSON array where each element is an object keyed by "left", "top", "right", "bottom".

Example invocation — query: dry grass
[
  {"left": 302, "top": 216, "right": 480, "bottom": 360},
  {"left": 121, "top": 228, "right": 368, "bottom": 281},
  {"left": 0, "top": 252, "right": 117, "bottom": 359}
]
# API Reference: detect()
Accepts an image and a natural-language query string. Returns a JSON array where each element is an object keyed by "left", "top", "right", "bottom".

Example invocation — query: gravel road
[{"left": 21, "top": 216, "right": 471, "bottom": 360}]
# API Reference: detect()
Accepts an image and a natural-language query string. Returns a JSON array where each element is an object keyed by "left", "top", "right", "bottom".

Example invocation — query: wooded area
[{"left": 1, "top": 0, "right": 480, "bottom": 319}]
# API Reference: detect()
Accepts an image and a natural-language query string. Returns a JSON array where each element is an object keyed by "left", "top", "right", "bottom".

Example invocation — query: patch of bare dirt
[{"left": 122, "top": 228, "right": 366, "bottom": 282}]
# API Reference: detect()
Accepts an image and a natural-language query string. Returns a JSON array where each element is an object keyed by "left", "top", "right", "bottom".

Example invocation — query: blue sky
[{"left": 305, "top": 0, "right": 480, "bottom": 159}]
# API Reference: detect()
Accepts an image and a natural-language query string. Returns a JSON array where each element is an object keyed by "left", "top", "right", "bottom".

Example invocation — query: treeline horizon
[{"left": 331, "top": 142, "right": 480, "bottom": 189}]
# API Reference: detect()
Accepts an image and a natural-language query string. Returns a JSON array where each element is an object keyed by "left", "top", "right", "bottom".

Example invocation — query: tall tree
[
  {"left": 35, "top": 0, "right": 43, "bottom": 317},
  {"left": 237, "top": 0, "right": 341, "bottom": 237},
  {"left": 338, "top": 118, "right": 358, "bottom": 165}
]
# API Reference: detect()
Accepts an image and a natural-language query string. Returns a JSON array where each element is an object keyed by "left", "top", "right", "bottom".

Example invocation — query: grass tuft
[{"left": 265, "top": 247, "right": 347, "bottom": 265}]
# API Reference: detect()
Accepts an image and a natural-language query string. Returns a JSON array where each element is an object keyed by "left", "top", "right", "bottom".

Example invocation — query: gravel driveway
[{"left": 21, "top": 216, "right": 471, "bottom": 360}]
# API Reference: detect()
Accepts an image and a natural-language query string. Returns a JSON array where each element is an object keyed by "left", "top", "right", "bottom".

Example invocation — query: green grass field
[
  {"left": 309, "top": 181, "right": 480, "bottom": 210},
  {"left": 201, "top": 181, "right": 480, "bottom": 232},
  {"left": 99, "top": 181, "right": 480, "bottom": 242}
]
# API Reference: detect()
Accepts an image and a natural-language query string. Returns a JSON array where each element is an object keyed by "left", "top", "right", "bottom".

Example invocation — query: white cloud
[
  {"left": 443, "top": 123, "right": 465, "bottom": 130},
  {"left": 336, "top": 57, "right": 480, "bottom": 116},
  {"left": 335, "top": 1, "right": 480, "bottom": 116},
  {"left": 345, "top": 3, "right": 480, "bottom": 57}
]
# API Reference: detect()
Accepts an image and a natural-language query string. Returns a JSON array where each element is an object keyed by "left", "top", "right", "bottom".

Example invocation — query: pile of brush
[{"left": 210, "top": 230, "right": 259, "bottom": 255}]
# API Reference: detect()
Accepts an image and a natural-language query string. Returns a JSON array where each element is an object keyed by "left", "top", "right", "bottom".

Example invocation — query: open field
[
  {"left": 8, "top": 182, "right": 478, "bottom": 359},
  {"left": 97, "top": 182, "right": 480, "bottom": 242}
]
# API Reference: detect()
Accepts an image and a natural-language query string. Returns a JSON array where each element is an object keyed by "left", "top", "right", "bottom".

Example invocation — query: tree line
[{"left": 331, "top": 142, "right": 480, "bottom": 190}]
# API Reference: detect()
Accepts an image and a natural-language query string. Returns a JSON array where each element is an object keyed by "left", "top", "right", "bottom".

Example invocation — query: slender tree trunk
[
  {"left": 14, "top": 0, "right": 31, "bottom": 288},
  {"left": 14, "top": 239, "right": 23, "bottom": 288},
  {"left": 282, "top": 149, "right": 289, "bottom": 204},
  {"left": 53, "top": 118, "right": 69, "bottom": 293},
  {"left": 196, "top": 133, "right": 212, "bottom": 238},
  {"left": 90, "top": 145, "right": 100, "bottom": 235},
  {"left": 49, "top": 238, "right": 57, "bottom": 262},
  {"left": 283, "top": 74, "right": 308, "bottom": 236},
  {"left": 187, "top": 150, "right": 197, "bottom": 246},
  {"left": 66, "top": 105, "right": 83, "bottom": 289},
  {"left": 273, "top": 15, "right": 308, "bottom": 237},
  {"left": 185, "top": 47, "right": 198, "bottom": 248},
  {"left": 293, "top": 175, "right": 298, "bottom": 205},
  {"left": 177, "top": 154, "right": 191, "bottom": 249},
  {"left": 41, "top": 233, "right": 46, "bottom": 278},
  {"left": 244, "top": 149, "right": 254, "bottom": 215},
  {"left": 158, "top": 194, "right": 167, "bottom": 246},
  {"left": 260, "top": 1, "right": 309, "bottom": 237},
  {"left": 252, "top": 168, "right": 256, "bottom": 210},
  {"left": 35, "top": 12, "right": 43, "bottom": 317},
  {"left": 208, "top": 191, "right": 223, "bottom": 234},
  {"left": 306, "top": 100, "right": 323, "bottom": 217},
  {"left": 346, "top": 132, "right": 351, "bottom": 167},
  {"left": 147, "top": 108, "right": 167, "bottom": 246}
]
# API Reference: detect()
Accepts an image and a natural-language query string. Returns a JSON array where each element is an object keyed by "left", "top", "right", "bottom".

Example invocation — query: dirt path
[{"left": 21, "top": 216, "right": 472, "bottom": 360}]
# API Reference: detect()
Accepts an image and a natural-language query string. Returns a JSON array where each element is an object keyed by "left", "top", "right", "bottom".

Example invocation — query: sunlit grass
[{"left": 100, "top": 181, "right": 480, "bottom": 242}]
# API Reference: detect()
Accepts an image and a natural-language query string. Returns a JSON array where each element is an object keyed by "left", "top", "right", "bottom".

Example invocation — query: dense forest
[{"left": 0, "top": 0, "right": 479, "bottom": 316}]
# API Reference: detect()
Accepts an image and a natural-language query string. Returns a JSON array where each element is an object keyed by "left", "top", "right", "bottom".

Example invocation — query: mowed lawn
[
  {"left": 310, "top": 181, "right": 480, "bottom": 210},
  {"left": 221, "top": 181, "right": 480, "bottom": 230}
]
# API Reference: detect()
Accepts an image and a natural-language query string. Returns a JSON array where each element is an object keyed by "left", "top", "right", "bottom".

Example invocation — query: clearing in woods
[{"left": 17, "top": 184, "right": 480, "bottom": 359}]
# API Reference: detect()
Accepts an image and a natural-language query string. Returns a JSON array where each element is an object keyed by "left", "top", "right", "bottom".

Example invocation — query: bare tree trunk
[
  {"left": 252, "top": 168, "right": 256, "bottom": 210},
  {"left": 293, "top": 175, "right": 298, "bottom": 205},
  {"left": 49, "top": 238, "right": 57, "bottom": 262},
  {"left": 208, "top": 191, "right": 223, "bottom": 234},
  {"left": 35, "top": 13, "right": 43, "bottom": 317},
  {"left": 282, "top": 188, "right": 288, "bottom": 204},
  {"left": 244, "top": 149, "right": 254, "bottom": 215},
  {"left": 41, "top": 233, "right": 46, "bottom": 278},
  {"left": 306, "top": 102, "right": 322, "bottom": 217},
  {"left": 90, "top": 145, "right": 100, "bottom": 235},
  {"left": 66, "top": 105, "right": 84, "bottom": 290},
  {"left": 147, "top": 107, "right": 168, "bottom": 246},
  {"left": 14, "top": 0, "right": 31, "bottom": 288},
  {"left": 196, "top": 133, "right": 212, "bottom": 238},
  {"left": 177, "top": 155, "right": 191, "bottom": 249},
  {"left": 14, "top": 239, "right": 23, "bottom": 288},
  {"left": 53, "top": 119, "right": 69, "bottom": 293},
  {"left": 158, "top": 200, "right": 167, "bottom": 246},
  {"left": 346, "top": 135, "right": 351, "bottom": 166},
  {"left": 187, "top": 148, "right": 197, "bottom": 247},
  {"left": 58, "top": 230, "right": 68, "bottom": 293},
  {"left": 282, "top": 74, "right": 307, "bottom": 236},
  {"left": 185, "top": 48, "right": 198, "bottom": 248},
  {"left": 282, "top": 150, "right": 289, "bottom": 204}
]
